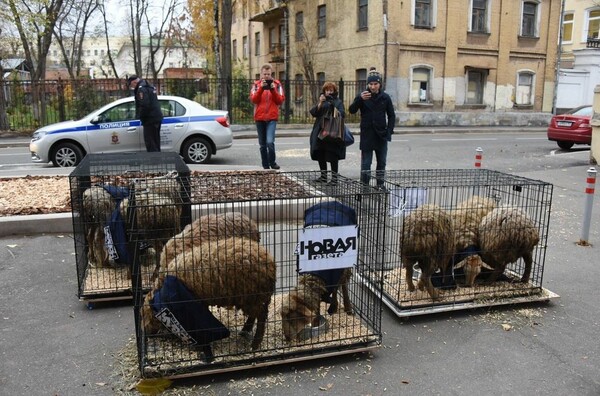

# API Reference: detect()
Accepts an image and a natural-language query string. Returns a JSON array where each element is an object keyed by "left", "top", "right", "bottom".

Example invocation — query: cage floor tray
[{"left": 357, "top": 271, "right": 559, "bottom": 318}]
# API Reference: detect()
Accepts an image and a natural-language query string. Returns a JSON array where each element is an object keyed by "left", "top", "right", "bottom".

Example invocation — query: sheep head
[
  {"left": 141, "top": 289, "right": 162, "bottom": 334},
  {"left": 455, "top": 254, "right": 493, "bottom": 287}
]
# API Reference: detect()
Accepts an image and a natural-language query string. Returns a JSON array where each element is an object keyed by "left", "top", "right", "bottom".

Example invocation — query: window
[
  {"left": 356, "top": 68, "right": 368, "bottom": 92},
  {"left": 516, "top": 71, "right": 534, "bottom": 105},
  {"left": 279, "top": 24, "right": 285, "bottom": 47},
  {"left": 410, "top": 67, "right": 432, "bottom": 103},
  {"left": 358, "top": 0, "right": 368, "bottom": 30},
  {"left": 255, "top": 32, "right": 260, "bottom": 56},
  {"left": 521, "top": 1, "right": 539, "bottom": 38},
  {"left": 586, "top": 9, "right": 600, "bottom": 39},
  {"left": 317, "top": 72, "right": 325, "bottom": 86},
  {"left": 94, "top": 49, "right": 98, "bottom": 56},
  {"left": 269, "top": 27, "right": 277, "bottom": 52},
  {"left": 562, "top": 12, "right": 573, "bottom": 42},
  {"left": 294, "top": 73, "right": 304, "bottom": 100},
  {"left": 414, "top": 0, "right": 432, "bottom": 28},
  {"left": 232, "top": 39, "right": 237, "bottom": 60},
  {"left": 296, "top": 12, "right": 304, "bottom": 41},
  {"left": 466, "top": 69, "right": 486, "bottom": 105},
  {"left": 243, "top": 36, "right": 248, "bottom": 59},
  {"left": 469, "top": 0, "right": 489, "bottom": 33},
  {"left": 318, "top": 5, "right": 327, "bottom": 38}
]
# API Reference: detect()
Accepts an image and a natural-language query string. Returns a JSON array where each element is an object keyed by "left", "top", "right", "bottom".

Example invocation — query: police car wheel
[
  {"left": 183, "top": 137, "right": 211, "bottom": 164},
  {"left": 51, "top": 142, "right": 83, "bottom": 167}
]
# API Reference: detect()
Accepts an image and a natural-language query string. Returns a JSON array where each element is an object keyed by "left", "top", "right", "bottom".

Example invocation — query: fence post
[
  {"left": 474, "top": 147, "right": 483, "bottom": 168},
  {"left": 284, "top": 78, "right": 291, "bottom": 123},
  {"left": 579, "top": 167, "right": 597, "bottom": 246},
  {"left": 338, "top": 78, "right": 344, "bottom": 102}
]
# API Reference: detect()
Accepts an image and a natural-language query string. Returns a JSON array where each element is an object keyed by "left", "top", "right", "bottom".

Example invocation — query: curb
[
  {"left": 0, "top": 126, "right": 548, "bottom": 148},
  {"left": 0, "top": 212, "right": 73, "bottom": 237}
]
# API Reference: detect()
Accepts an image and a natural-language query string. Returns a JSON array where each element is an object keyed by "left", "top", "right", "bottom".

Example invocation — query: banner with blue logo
[{"left": 297, "top": 225, "right": 358, "bottom": 272}]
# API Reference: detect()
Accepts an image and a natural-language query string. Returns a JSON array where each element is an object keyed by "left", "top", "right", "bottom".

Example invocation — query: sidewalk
[{"left": 0, "top": 125, "right": 548, "bottom": 148}]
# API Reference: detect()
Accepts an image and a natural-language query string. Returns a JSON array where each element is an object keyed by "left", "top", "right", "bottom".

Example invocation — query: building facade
[
  {"left": 45, "top": 36, "right": 207, "bottom": 79},
  {"left": 231, "top": 0, "right": 562, "bottom": 125},
  {"left": 554, "top": 0, "right": 600, "bottom": 111}
]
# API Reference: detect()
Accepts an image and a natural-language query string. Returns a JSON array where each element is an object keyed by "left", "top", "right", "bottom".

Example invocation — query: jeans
[
  {"left": 256, "top": 120, "right": 277, "bottom": 168},
  {"left": 361, "top": 143, "right": 388, "bottom": 185}
]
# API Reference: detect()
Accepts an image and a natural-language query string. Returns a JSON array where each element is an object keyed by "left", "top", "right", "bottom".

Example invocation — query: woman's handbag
[
  {"left": 318, "top": 107, "right": 344, "bottom": 142},
  {"left": 344, "top": 126, "right": 354, "bottom": 147}
]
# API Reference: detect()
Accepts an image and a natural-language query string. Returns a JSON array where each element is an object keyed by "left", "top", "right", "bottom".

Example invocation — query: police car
[{"left": 30, "top": 95, "right": 233, "bottom": 167}]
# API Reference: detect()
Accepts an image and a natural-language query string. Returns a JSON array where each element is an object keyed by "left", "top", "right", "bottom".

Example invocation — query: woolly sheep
[
  {"left": 142, "top": 237, "right": 276, "bottom": 351},
  {"left": 451, "top": 196, "right": 497, "bottom": 286},
  {"left": 82, "top": 186, "right": 114, "bottom": 267},
  {"left": 401, "top": 204, "right": 455, "bottom": 300},
  {"left": 280, "top": 269, "right": 353, "bottom": 342},
  {"left": 158, "top": 212, "right": 261, "bottom": 277},
  {"left": 476, "top": 207, "right": 540, "bottom": 283}
]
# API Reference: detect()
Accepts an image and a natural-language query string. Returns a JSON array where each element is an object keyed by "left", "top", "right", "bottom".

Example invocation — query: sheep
[
  {"left": 158, "top": 212, "right": 261, "bottom": 278},
  {"left": 476, "top": 207, "right": 540, "bottom": 283},
  {"left": 81, "top": 185, "right": 114, "bottom": 267},
  {"left": 451, "top": 196, "right": 497, "bottom": 286},
  {"left": 401, "top": 204, "right": 455, "bottom": 300},
  {"left": 120, "top": 190, "right": 182, "bottom": 256},
  {"left": 280, "top": 268, "right": 353, "bottom": 342},
  {"left": 141, "top": 236, "right": 276, "bottom": 353}
]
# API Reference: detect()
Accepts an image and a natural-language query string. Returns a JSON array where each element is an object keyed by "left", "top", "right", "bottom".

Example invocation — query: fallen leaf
[
  {"left": 7, "top": 244, "right": 17, "bottom": 248},
  {"left": 502, "top": 323, "right": 513, "bottom": 331}
]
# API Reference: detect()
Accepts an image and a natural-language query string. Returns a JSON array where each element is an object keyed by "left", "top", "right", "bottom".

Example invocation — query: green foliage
[{"left": 166, "top": 79, "right": 198, "bottom": 100}]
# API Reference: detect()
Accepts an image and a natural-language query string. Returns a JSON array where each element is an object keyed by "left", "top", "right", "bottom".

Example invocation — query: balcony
[
  {"left": 249, "top": 2, "right": 285, "bottom": 23},
  {"left": 269, "top": 43, "right": 285, "bottom": 63},
  {"left": 586, "top": 37, "right": 600, "bottom": 48}
]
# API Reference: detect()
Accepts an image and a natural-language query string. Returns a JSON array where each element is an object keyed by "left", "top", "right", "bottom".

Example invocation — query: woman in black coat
[{"left": 309, "top": 82, "right": 346, "bottom": 185}]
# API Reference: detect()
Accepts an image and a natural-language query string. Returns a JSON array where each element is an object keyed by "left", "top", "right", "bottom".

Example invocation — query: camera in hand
[
  {"left": 264, "top": 79, "right": 273, "bottom": 87},
  {"left": 325, "top": 95, "right": 334, "bottom": 101}
]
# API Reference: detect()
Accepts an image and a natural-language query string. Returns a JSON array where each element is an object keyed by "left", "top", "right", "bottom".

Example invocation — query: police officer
[{"left": 127, "top": 75, "right": 164, "bottom": 152}]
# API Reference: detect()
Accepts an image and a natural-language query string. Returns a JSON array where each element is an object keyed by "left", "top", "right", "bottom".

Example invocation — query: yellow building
[
  {"left": 232, "top": 0, "right": 562, "bottom": 125},
  {"left": 560, "top": 0, "right": 600, "bottom": 68}
]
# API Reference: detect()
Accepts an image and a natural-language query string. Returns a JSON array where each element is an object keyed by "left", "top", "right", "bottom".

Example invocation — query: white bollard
[
  {"left": 474, "top": 147, "right": 483, "bottom": 168},
  {"left": 579, "top": 167, "right": 597, "bottom": 246}
]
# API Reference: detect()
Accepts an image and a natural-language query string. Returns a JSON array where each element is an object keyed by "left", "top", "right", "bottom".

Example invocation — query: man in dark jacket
[
  {"left": 348, "top": 70, "right": 396, "bottom": 189},
  {"left": 128, "top": 75, "right": 164, "bottom": 152}
]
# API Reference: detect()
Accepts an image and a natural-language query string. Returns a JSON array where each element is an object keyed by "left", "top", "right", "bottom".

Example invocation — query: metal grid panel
[
  {"left": 68, "top": 152, "right": 191, "bottom": 301},
  {"left": 363, "top": 169, "right": 555, "bottom": 317},
  {"left": 131, "top": 171, "right": 385, "bottom": 378}
]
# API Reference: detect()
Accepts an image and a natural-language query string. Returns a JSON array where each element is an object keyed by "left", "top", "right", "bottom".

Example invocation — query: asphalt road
[{"left": 1, "top": 131, "right": 599, "bottom": 395}]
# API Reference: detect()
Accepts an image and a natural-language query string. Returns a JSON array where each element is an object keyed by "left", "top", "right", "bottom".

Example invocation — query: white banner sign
[
  {"left": 389, "top": 187, "right": 428, "bottom": 217},
  {"left": 297, "top": 225, "right": 358, "bottom": 272}
]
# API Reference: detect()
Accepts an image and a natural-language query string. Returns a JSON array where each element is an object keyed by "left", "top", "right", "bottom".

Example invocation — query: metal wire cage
[
  {"left": 68, "top": 152, "right": 191, "bottom": 304},
  {"left": 361, "top": 168, "right": 557, "bottom": 317},
  {"left": 131, "top": 170, "right": 385, "bottom": 378}
]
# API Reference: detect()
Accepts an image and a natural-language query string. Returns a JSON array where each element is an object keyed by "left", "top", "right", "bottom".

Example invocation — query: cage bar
[
  {"left": 361, "top": 168, "right": 558, "bottom": 317},
  {"left": 131, "top": 170, "right": 385, "bottom": 378},
  {"left": 69, "top": 152, "right": 191, "bottom": 303}
]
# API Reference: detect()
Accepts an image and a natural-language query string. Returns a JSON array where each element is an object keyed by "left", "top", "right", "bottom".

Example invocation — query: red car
[{"left": 547, "top": 105, "right": 593, "bottom": 150}]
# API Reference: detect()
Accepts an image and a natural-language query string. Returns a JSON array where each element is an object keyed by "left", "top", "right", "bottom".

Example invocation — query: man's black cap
[{"left": 127, "top": 75, "right": 139, "bottom": 86}]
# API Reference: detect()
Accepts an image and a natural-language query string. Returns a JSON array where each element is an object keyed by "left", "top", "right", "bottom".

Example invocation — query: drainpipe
[
  {"left": 383, "top": 0, "right": 388, "bottom": 87},
  {"left": 553, "top": 0, "right": 566, "bottom": 115}
]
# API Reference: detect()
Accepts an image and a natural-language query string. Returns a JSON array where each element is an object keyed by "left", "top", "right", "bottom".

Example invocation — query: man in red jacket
[{"left": 249, "top": 64, "right": 285, "bottom": 169}]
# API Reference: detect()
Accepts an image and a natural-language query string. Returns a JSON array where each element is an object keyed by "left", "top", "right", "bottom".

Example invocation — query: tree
[
  {"left": 53, "top": 0, "right": 102, "bottom": 79},
  {"left": 0, "top": 28, "right": 11, "bottom": 130},
  {"left": 125, "top": 0, "right": 182, "bottom": 81},
  {"left": 1, "top": 0, "right": 65, "bottom": 124}
]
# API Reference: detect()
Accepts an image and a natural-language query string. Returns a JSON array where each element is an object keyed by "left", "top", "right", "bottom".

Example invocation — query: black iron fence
[{"left": 0, "top": 77, "right": 366, "bottom": 131}]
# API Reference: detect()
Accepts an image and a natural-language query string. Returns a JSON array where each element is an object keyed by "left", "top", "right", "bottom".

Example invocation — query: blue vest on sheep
[
  {"left": 150, "top": 275, "right": 230, "bottom": 357},
  {"left": 299, "top": 201, "right": 357, "bottom": 296},
  {"left": 101, "top": 185, "right": 131, "bottom": 265}
]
